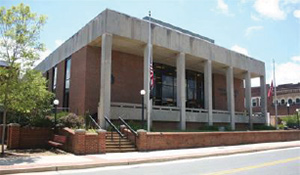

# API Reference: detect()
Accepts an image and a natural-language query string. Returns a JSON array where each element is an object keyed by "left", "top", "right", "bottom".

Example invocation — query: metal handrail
[
  {"left": 118, "top": 116, "right": 138, "bottom": 136},
  {"left": 104, "top": 116, "right": 124, "bottom": 138},
  {"left": 88, "top": 115, "right": 101, "bottom": 129}
]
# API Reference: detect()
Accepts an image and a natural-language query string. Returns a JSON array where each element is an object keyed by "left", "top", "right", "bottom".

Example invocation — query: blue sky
[{"left": 2, "top": 0, "right": 300, "bottom": 86}]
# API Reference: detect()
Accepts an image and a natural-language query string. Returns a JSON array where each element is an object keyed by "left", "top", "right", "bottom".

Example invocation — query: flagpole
[
  {"left": 147, "top": 11, "right": 152, "bottom": 132},
  {"left": 273, "top": 59, "right": 278, "bottom": 129}
]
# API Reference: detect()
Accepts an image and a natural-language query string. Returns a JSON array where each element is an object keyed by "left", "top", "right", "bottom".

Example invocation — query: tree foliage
[{"left": 0, "top": 3, "right": 52, "bottom": 154}]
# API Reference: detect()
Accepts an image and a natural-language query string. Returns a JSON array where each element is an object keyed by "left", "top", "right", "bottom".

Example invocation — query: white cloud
[
  {"left": 34, "top": 48, "right": 51, "bottom": 67},
  {"left": 245, "top": 26, "right": 264, "bottom": 36},
  {"left": 272, "top": 61, "right": 300, "bottom": 85},
  {"left": 254, "top": 0, "right": 286, "bottom": 20},
  {"left": 231, "top": 45, "right": 249, "bottom": 56},
  {"left": 251, "top": 77, "right": 261, "bottom": 87},
  {"left": 214, "top": 0, "right": 234, "bottom": 16},
  {"left": 217, "top": 0, "right": 229, "bottom": 12},
  {"left": 283, "top": 0, "right": 300, "bottom": 4},
  {"left": 291, "top": 55, "right": 300, "bottom": 61},
  {"left": 250, "top": 13, "right": 261, "bottom": 21},
  {"left": 55, "top": 39, "right": 64, "bottom": 48},
  {"left": 293, "top": 10, "right": 300, "bottom": 18}
]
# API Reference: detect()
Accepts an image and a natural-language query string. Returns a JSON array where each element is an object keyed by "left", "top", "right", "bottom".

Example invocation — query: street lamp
[
  {"left": 140, "top": 90, "right": 146, "bottom": 129},
  {"left": 53, "top": 99, "right": 59, "bottom": 133},
  {"left": 296, "top": 109, "right": 299, "bottom": 129},
  {"left": 287, "top": 103, "right": 290, "bottom": 116}
]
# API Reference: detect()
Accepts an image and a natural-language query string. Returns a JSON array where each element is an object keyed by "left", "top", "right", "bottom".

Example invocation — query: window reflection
[{"left": 153, "top": 63, "right": 204, "bottom": 108}]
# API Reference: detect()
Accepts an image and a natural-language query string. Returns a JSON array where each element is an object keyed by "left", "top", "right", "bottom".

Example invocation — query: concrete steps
[{"left": 106, "top": 132, "right": 137, "bottom": 153}]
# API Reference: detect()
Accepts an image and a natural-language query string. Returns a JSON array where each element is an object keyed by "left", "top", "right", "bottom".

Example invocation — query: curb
[{"left": 1, "top": 144, "right": 300, "bottom": 174}]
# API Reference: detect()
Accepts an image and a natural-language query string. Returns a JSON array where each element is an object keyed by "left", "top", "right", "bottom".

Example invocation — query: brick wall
[
  {"left": 7, "top": 125, "right": 106, "bottom": 155},
  {"left": 135, "top": 130, "right": 300, "bottom": 151},
  {"left": 111, "top": 51, "right": 143, "bottom": 104},
  {"left": 85, "top": 46, "right": 101, "bottom": 115},
  {"left": 69, "top": 46, "right": 88, "bottom": 114},
  {"left": 59, "top": 128, "right": 106, "bottom": 155},
  {"left": 7, "top": 124, "right": 53, "bottom": 149},
  {"left": 213, "top": 73, "right": 245, "bottom": 112}
]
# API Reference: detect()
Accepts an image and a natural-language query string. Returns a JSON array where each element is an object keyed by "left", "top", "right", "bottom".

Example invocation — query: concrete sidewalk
[{"left": 1, "top": 141, "right": 299, "bottom": 174}]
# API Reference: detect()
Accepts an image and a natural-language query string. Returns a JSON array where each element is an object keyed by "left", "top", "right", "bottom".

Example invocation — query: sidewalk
[{"left": 1, "top": 141, "right": 299, "bottom": 174}]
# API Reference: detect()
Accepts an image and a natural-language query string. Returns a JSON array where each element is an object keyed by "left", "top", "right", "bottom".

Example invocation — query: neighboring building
[
  {"left": 0, "top": 60, "right": 8, "bottom": 68},
  {"left": 252, "top": 83, "right": 300, "bottom": 117},
  {"left": 36, "top": 9, "right": 267, "bottom": 130}
]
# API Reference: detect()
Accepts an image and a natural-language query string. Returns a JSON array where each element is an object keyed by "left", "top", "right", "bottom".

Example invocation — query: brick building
[
  {"left": 36, "top": 9, "right": 267, "bottom": 130},
  {"left": 252, "top": 83, "right": 300, "bottom": 116}
]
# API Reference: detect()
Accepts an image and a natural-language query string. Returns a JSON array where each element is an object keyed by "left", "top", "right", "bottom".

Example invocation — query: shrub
[
  {"left": 58, "top": 113, "right": 84, "bottom": 129},
  {"left": 281, "top": 115, "right": 298, "bottom": 128},
  {"left": 253, "top": 125, "right": 276, "bottom": 130}
]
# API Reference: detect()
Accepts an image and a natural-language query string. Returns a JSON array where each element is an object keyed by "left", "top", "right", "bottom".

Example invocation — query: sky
[{"left": 2, "top": 0, "right": 300, "bottom": 86}]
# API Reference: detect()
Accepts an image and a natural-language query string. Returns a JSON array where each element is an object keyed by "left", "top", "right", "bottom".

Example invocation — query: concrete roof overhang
[{"left": 35, "top": 9, "right": 265, "bottom": 79}]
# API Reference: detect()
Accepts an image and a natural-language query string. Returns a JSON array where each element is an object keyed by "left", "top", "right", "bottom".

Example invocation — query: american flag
[{"left": 268, "top": 81, "right": 273, "bottom": 98}]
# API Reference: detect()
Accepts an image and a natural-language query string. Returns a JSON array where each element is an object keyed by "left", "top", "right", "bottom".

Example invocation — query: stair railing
[
  {"left": 87, "top": 114, "right": 101, "bottom": 130},
  {"left": 104, "top": 116, "right": 124, "bottom": 148},
  {"left": 118, "top": 116, "right": 138, "bottom": 146}
]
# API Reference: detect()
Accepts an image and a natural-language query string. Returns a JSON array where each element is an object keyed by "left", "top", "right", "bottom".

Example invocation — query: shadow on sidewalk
[{"left": 0, "top": 154, "right": 40, "bottom": 166}]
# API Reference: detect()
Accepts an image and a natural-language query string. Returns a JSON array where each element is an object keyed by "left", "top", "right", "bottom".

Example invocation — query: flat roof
[{"left": 143, "top": 16, "right": 214, "bottom": 44}]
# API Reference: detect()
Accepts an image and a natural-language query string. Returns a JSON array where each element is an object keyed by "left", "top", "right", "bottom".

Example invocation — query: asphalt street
[{"left": 15, "top": 147, "right": 300, "bottom": 175}]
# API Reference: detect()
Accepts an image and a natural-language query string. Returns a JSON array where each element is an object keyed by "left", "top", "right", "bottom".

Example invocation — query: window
[
  {"left": 281, "top": 99, "right": 285, "bottom": 105},
  {"left": 46, "top": 71, "right": 49, "bottom": 88},
  {"left": 152, "top": 63, "right": 204, "bottom": 108},
  {"left": 186, "top": 71, "right": 204, "bottom": 108},
  {"left": 63, "top": 58, "right": 71, "bottom": 109},
  {"left": 252, "top": 98, "right": 258, "bottom": 107},
  {"left": 288, "top": 99, "right": 293, "bottom": 105},
  {"left": 296, "top": 98, "right": 300, "bottom": 104},
  {"left": 52, "top": 66, "right": 57, "bottom": 92}
]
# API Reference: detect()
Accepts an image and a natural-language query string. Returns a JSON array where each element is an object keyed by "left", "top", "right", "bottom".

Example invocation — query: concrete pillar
[
  {"left": 204, "top": 60, "right": 213, "bottom": 126},
  {"left": 98, "top": 33, "right": 112, "bottom": 129},
  {"left": 226, "top": 66, "right": 235, "bottom": 130},
  {"left": 260, "top": 75, "right": 268, "bottom": 124},
  {"left": 245, "top": 71, "right": 253, "bottom": 130},
  {"left": 144, "top": 43, "right": 152, "bottom": 131},
  {"left": 176, "top": 52, "right": 186, "bottom": 130}
]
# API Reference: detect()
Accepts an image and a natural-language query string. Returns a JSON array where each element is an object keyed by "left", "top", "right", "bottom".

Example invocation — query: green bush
[
  {"left": 199, "top": 125, "right": 219, "bottom": 131},
  {"left": 58, "top": 113, "right": 84, "bottom": 128},
  {"left": 253, "top": 125, "right": 276, "bottom": 130},
  {"left": 281, "top": 115, "right": 298, "bottom": 128}
]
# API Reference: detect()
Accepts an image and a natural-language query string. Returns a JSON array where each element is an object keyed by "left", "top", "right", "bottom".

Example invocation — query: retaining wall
[
  {"left": 122, "top": 129, "right": 300, "bottom": 151},
  {"left": 7, "top": 124, "right": 53, "bottom": 149}
]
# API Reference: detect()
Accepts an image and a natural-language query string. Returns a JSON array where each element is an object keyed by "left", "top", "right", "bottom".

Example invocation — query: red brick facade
[
  {"left": 213, "top": 74, "right": 244, "bottom": 112},
  {"left": 7, "top": 124, "right": 53, "bottom": 149},
  {"left": 44, "top": 47, "right": 246, "bottom": 116}
]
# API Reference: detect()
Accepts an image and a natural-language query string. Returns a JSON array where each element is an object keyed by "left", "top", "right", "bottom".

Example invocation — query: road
[{"left": 15, "top": 147, "right": 300, "bottom": 175}]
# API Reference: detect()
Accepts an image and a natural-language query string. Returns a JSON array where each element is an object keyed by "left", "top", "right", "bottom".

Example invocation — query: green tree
[{"left": 0, "top": 3, "right": 50, "bottom": 155}]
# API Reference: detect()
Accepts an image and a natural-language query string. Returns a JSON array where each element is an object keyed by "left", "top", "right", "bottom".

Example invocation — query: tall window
[
  {"left": 186, "top": 71, "right": 204, "bottom": 108},
  {"left": 63, "top": 58, "right": 71, "bottom": 108},
  {"left": 153, "top": 63, "right": 204, "bottom": 108},
  {"left": 46, "top": 71, "right": 49, "bottom": 88},
  {"left": 52, "top": 66, "right": 57, "bottom": 92}
]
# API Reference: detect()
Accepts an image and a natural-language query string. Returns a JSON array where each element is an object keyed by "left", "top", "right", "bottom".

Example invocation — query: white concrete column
[
  {"left": 144, "top": 43, "right": 152, "bottom": 131},
  {"left": 176, "top": 52, "right": 186, "bottom": 130},
  {"left": 98, "top": 33, "right": 112, "bottom": 129},
  {"left": 226, "top": 66, "right": 235, "bottom": 130},
  {"left": 260, "top": 75, "right": 268, "bottom": 124},
  {"left": 245, "top": 71, "right": 253, "bottom": 130},
  {"left": 204, "top": 60, "right": 213, "bottom": 126}
]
